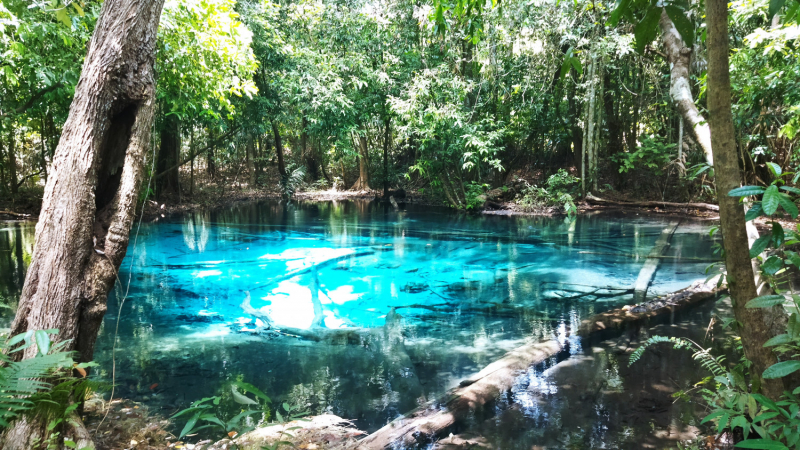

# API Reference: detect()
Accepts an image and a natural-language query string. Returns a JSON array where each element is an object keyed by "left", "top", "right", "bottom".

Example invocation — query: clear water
[{"left": 0, "top": 200, "right": 718, "bottom": 438}]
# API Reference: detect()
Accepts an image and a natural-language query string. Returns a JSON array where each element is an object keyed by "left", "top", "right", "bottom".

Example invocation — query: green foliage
[
  {"left": 260, "top": 402, "right": 310, "bottom": 450},
  {"left": 516, "top": 170, "right": 579, "bottom": 216},
  {"left": 280, "top": 165, "right": 307, "bottom": 201},
  {"left": 728, "top": 164, "right": 800, "bottom": 286},
  {"left": 0, "top": 328, "right": 100, "bottom": 450},
  {"left": 171, "top": 379, "right": 271, "bottom": 440},
  {"left": 464, "top": 182, "right": 489, "bottom": 211},
  {"left": 613, "top": 135, "right": 676, "bottom": 175},
  {"left": 156, "top": 0, "right": 258, "bottom": 121}
]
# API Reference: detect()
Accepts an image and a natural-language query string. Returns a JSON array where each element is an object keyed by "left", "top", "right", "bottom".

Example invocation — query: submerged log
[
  {"left": 359, "top": 280, "right": 721, "bottom": 449},
  {"left": 584, "top": 193, "right": 719, "bottom": 212},
  {"left": 358, "top": 340, "right": 563, "bottom": 449},
  {"left": 633, "top": 221, "right": 680, "bottom": 302}
]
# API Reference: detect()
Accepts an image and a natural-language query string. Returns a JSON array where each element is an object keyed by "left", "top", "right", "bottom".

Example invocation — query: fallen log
[
  {"left": 357, "top": 340, "right": 563, "bottom": 449},
  {"left": 0, "top": 210, "right": 33, "bottom": 219},
  {"left": 633, "top": 221, "right": 679, "bottom": 302},
  {"left": 584, "top": 193, "right": 719, "bottom": 212},
  {"left": 358, "top": 280, "right": 722, "bottom": 449}
]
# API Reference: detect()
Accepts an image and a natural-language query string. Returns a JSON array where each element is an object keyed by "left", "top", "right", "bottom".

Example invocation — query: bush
[{"left": 516, "top": 170, "right": 579, "bottom": 216}]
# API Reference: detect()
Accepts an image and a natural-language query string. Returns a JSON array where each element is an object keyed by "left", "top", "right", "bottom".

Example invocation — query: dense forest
[
  {"left": 2, "top": 0, "right": 796, "bottom": 209},
  {"left": 2, "top": 0, "right": 800, "bottom": 448}
]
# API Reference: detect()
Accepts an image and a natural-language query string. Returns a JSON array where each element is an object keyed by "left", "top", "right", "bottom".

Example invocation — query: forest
[{"left": 0, "top": 0, "right": 800, "bottom": 447}]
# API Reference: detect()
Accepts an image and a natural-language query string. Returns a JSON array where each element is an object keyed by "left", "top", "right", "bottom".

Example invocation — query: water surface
[{"left": 0, "top": 200, "right": 718, "bottom": 441}]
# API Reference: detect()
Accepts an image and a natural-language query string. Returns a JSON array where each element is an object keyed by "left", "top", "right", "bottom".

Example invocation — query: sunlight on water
[{"left": 0, "top": 201, "right": 719, "bottom": 434}]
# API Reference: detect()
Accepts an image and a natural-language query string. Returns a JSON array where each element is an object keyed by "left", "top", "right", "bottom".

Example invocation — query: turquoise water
[{"left": 0, "top": 201, "right": 718, "bottom": 435}]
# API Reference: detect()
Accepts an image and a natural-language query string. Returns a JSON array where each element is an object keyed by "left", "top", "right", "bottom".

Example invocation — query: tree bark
[
  {"left": 39, "top": 117, "right": 49, "bottom": 183},
  {"left": 271, "top": 120, "right": 286, "bottom": 178},
  {"left": 207, "top": 128, "right": 217, "bottom": 180},
  {"left": 246, "top": 132, "right": 256, "bottom": 186},
  {"left": 706, "top": 0, "right": 783, "bottom": 399},
  {"left": 3, "top": 0, "right": 164, "bottom": 447},
  {"left": 156, "top": 114, "right": 181, "bottom": 197},
  {"left": 350, "top": 132, "right": 370, "bottom": 191},
  {"left": 8, "top": 127, "right": 18, "bottom": 194},
  {"left": 383, "top": 116, "right": 391, "bottom": 198},
  {"left": 659, "top": 9, "right": 713, "bottom": 165}
]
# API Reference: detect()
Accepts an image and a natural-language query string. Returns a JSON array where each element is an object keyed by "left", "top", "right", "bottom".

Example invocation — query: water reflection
[{"left": 0, "top": 201, "right": 718, "bottom": 436}]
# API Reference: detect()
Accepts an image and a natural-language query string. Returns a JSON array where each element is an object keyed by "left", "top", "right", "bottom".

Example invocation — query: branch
[
  {"left": 0, "top": 84, "right": 64, "bottom": 117},
  {"left": 154, "top": 127, "right": 240, "bottom": 179},
  {"left": 15, "top": 170, "right": 43, "bottom": 189}
]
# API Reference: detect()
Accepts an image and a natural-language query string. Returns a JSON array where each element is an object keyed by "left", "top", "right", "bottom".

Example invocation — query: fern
[
  {"left": 629, "top": 335, "right": 727, "bottom": 376},
  {"left": 280, "top": 166, "right": 306, "bottom": 200},
  {"left": 0, "top": 332, "right": 79, "bottom": 428}
]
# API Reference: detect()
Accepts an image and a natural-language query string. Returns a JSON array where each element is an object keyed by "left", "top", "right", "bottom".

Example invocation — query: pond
[{"left": 0, "top": 200, "right": 720, "bottom": 446}]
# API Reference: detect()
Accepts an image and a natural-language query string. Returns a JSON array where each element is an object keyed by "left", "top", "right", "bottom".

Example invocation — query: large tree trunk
[
  {"left": 660, "top": 9, "right": 713, "bottom": 165},
  {"left": 706, "top": 0, "right": 783, "bottom": 399},
  {"left": 156, "top": 114, "right": 181, "bottom": 197},
  {"left": 350, "top": 131, "right": 370, "bottom": 191},
  {"left": 3, "top": 0, "right": 164, "bottom": 447},
  {"left": 271, "top": 121, "right": 286, "bottom": 178}
]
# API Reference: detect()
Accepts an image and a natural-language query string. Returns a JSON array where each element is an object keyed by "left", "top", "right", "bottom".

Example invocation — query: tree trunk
[
  {"left": 350, "top": 132, "right": 370, "bottom": 190},
  {"left": 706, "top": 0, "right": 783, "bottom": 400},
  {"left": 585, "top": 56, "right": 597, "bottom": 194},
  {"left": 8, "top": 127, "right": 18, "bottom": 194},
  {"left": 660, "top": 9, "right": 713, "bottom": 165},
  {"left": 246, "top": 133, "right": 256, "bottom": 186},
  {"left": 0, "top": 125, "right": 7, "bottom": 195},
  {"left": 39, "top": 117, "right": 49, "bottom": 183},
  {"left": 272, "top": 121, "right": 286, "bottom": 178},
  {"left": 383, "top": 117, "right": 391, "bottom": 198},
  {"left": 207, "top": 129, "right": 216, "bottom": 180},
  {"left": 156, "top": 114, "right": 181, "bottom": 197},
  {"left": 3, "top": 0, "right": 164, "bottom": 447}
]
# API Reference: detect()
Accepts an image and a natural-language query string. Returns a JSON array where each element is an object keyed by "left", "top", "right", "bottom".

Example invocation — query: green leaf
[
  {"left": 769, "top": 0, "right": 786, "bottom": 21},
  {"left": 634, "top": 7, "right": 661, "bottom": 54},
  {"left": 746, "top": 295, "right": 786, "bottom": 309},
  {"left": 763, "top": 334, "right": 792, "bottom": 347},
  {"left": 763, "top": 360, "right": 800, "bottom": 379},
  {"left": 180, "top": 411, "right": 201, "bottom": 438},
  {"left": 560, "top": 56, "right": 572, "bottom": 79},
  {"left": 761, "top": 256, "right": 783, "bottom": 275},
  {"left": 570, "top": 57, "right": 582, "bottom": 76},
  {"left": 34, "top": 330, "right": 51, "bottom": 356},
  {"left": 664, "top": 6, "right": 694, "bottom": 46},
  {"left": 729, "top": 186, "right": 766, "bottom": 197},
  {"left": 766, "top": 162, "right": 783, "bottom": 177},
  {"left": 750, "top": 234, "right": 772, "bottom": 258},
  {"left": 780, "top": 186, "right": 800, "bottom": 195},
  {"left": 232, "top": 381, "right": 271, "bottom": 403},
  {"left": 608, "top": 0, "right": 632, "bottom": 26},
  {"left": 778, "top": 194, "right": 799, "bottom": 218},
  {"left": 72, "top": 2, "right": 84, "bottom": 16},
  {"left": 746, "top": 203, "right": 764, "bottom": 221},
  {"left": 785, "top": 250, "right": 800, "bottom": 268},
  {"left": 762, "top": 185, "right": 780, "bottom": 215},
  {"left": 701, "top": 409, "right": 727, "bottom": 424},
  {"left": 231, "top": 385, "right": 258, "bottom": 405},
  {"left": 735, "top": 438, "right": 788, "bottom": 449},
  {"left": 55, "top": 8, "right": 71, "bottom": 27}
]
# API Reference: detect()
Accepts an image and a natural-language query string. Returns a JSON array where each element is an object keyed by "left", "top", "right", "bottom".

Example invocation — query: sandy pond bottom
[{"left": 0, "top": 200, "right": 721, "bottom": 448}]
